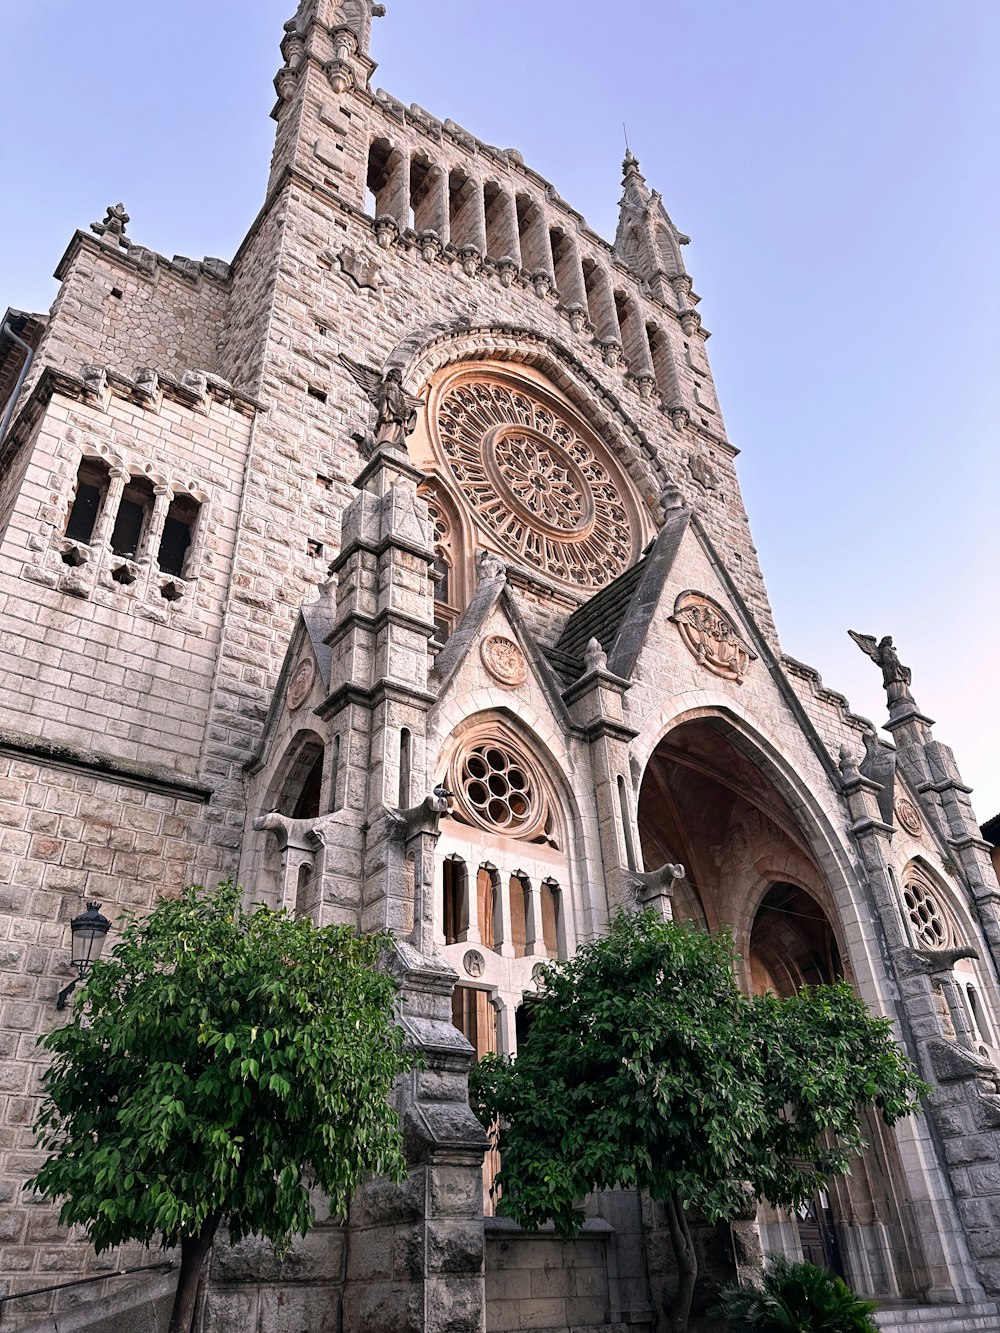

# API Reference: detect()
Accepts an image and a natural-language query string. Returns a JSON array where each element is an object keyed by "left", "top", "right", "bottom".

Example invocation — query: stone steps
[{"left": 875, "top": 1301, "right": 1000, "bottom": 1332}]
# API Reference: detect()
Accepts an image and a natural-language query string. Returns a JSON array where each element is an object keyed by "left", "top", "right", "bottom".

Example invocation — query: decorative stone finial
[
  {"left": 91, "top": 203, "right": 131, "bottom": 248},
  {"left": 661, "top": 480, "right": 685, "bottom": 513},
  {"left": 838, "top": 744, "right": 860, "bottom": 782},
  {"left": 476, "top": 549, "right": 506, "bottom": 584},
  {"left": 584, "top": 637, "right": 608, "bottom": 675}
]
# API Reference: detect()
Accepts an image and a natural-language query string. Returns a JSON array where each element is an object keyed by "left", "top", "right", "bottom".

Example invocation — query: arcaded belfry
[{"left": 1, "top": 2, "right": 999, "bottom": 1329}]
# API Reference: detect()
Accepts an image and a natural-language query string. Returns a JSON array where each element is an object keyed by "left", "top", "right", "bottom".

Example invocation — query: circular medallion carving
[
  {"left": 895, "top": 799, "right": 923, "bottom": 836},
  {"left": 671, "top": 591, "right": 757, "bottom": 685},
  {"left": 481, "top": 635, "right": 527, "bottom": 687},
  {"left": 287, "top": 658, "right": 315, "bottom": 710},
  {"left": 463, "top": 949, "right": 485, "bottom": 978},
  {"left": 430, "top": 369, "right": 643, "bottom": 590}
]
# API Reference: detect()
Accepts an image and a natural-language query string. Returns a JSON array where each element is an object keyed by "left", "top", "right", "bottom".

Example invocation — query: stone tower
[{"left": 2, "top": 4, "right": 1000, "bottom": 1330}]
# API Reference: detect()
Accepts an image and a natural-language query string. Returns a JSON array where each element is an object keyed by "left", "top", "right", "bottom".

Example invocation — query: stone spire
[{"left": 613, "top": 150, "right": 692, "bottom": 307}]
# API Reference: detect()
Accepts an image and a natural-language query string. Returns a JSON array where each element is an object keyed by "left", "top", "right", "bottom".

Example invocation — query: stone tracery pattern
[
  {"left": 449, "top": 735, "right": 553, "bottom": 843},
  {"left": 903, "top": 871, "right": 952, "bottom": 949},
  {"left": 432, "top": 372, "right": 640, "bottom": 589}
]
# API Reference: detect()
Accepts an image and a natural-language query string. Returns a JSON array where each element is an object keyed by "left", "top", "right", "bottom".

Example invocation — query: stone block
[
  {"left": 202, "top": 1286, "right": 258, "bottom": 1333},
  {"left": 257, "top": 1284, "right": 342, "bottom": 1333},
  {"left": 426, "top": 1219, "right": 484, "bottom": 1274},
  {"left": 211, "top": 1226, "right": 346, "bottom": 1284}
]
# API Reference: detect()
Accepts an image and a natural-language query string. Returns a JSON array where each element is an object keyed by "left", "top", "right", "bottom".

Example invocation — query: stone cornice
[{"left": 0, "top": 729, "right": 213, "bottom": 803}]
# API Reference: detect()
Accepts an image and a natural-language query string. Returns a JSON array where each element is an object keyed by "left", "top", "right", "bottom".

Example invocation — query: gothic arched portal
[{"left": 637, "top": 717, "right": 927, "bottom": 1301}]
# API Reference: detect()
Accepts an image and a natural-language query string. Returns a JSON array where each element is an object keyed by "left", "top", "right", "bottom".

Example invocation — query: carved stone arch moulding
[
  {"left": 671, "top": 591, "right": 758, "bottom": 684},
  {"left": 425, "top": 361, "right": 647, "bottom": 592},
  {"left": 445, "top": 720, "right": 562, "bottom": 847}
]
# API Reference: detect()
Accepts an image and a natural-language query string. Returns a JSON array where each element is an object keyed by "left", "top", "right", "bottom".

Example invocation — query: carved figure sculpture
[
  {"left": 848, "top": 631, "right": 914, "bottom": 707},
  {"left": 339, "top": 355, "right": 423, "bottom": 448}
]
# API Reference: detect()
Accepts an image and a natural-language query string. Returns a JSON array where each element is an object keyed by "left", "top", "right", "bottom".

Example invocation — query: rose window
[
  {"left": 903, "top": 876, "right": 951, "bottom": 949},
  {"left": 430, "top": 371, "right": 642, "bottom": 590},
  {"left": 449, "top": 735, "right": 554, "bottom": 844}
]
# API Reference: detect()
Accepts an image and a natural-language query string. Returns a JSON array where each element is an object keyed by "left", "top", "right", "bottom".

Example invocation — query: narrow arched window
[
  {"left": 443, "top": 856, "right": 469, "bottom": 945},
  {"left": 617, "top": 774, "right": 637, "bottom": 872},
  {"left": 478, "top": 865, "right": 499, "bottom": 950},
  {"left": 398, "top": 727, "right": 412, "bottom": 809},
  {"left": 509, "top": 874, "right": 530, "bottom": 959},
  {"left": 540, "top": 878, "right": 560, "bottom": 956}
]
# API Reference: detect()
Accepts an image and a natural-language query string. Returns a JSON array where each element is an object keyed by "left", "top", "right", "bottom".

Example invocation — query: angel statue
[
  {"left": 339, "top": 355, "right": 423, "bottom": 452},
  {"left": 848, "top": 630, "right": 914, "bottom": 708}
]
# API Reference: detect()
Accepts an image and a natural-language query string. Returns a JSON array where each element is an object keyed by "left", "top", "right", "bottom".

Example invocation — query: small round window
[{"left": 449, "top": 734, "right": 553, "bottom": 843}]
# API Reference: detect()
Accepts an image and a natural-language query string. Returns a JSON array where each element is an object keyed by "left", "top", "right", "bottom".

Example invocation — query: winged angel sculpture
[
  {"left": 339, "top": 355, "right": 423, "bottom": 454},
  {"left": 848, "top": 630, "right": 914, "bottom": 708}
]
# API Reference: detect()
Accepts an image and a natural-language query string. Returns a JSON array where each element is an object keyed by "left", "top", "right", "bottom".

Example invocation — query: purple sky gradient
[{"left": 2, "top": 1, "right": 998, "bottom": 814}]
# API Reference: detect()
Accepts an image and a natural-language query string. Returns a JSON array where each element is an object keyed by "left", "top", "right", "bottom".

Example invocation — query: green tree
[
  {"left": 30, "top": 883, "right": 413, "bottom": 1333},
  {"left": 469, "top": 910, "right": 924, "bottom": 1333}
]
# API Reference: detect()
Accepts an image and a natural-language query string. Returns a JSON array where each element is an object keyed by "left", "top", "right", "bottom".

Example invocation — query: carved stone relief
[
  {"left": 671, "top": 591, "right": 757, "bottom": 684},
  {"left": 480, "top": 634, "right": 527, "bottom": 688},
  {"left": 463, "top": 949, "right": 485, "bottom": 978},
  {"left": 895, "top": 799, "right": 923, "bottom": 837},
  {"left": 287, "top": 658, "right": 316, "bottom": 710},
  {"left": 687, "top": 453, "right": 719, "bottom": 491}
]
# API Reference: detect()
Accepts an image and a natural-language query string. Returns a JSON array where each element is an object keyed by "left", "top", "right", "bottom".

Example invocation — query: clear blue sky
[{"left": 2, "top": 2, "right": 998, "bottom": 814}]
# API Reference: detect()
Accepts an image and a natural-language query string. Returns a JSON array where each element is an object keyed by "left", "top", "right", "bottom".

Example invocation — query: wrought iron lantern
[{"left": 56, "top": 902, "right": 111, "bottom": 1010}]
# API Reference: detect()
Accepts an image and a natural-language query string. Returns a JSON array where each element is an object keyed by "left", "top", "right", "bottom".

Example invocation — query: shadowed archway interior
[{"left": 637, "top": 717, "right": 926, "bottom": 1300}]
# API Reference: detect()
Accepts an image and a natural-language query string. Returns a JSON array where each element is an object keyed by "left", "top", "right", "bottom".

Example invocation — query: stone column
[{"left": 343, "top": 943, "right": 488, "bottom": 1333}]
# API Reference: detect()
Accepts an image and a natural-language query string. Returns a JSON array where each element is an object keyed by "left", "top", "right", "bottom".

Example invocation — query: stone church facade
[{"left": 2, "top": 3, "right": 1000, "bottom": 1330}]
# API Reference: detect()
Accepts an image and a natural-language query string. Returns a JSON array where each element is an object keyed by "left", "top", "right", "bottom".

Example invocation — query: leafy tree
[
  {"left": 470, "top": 910, "right": 924, "bottom": 1333},
  {"left": 30, "top": 883, "right": 413, "bottom": 1333},
  {"left": 715, "top": 1255, "right": 880, "bottom": 1332}
]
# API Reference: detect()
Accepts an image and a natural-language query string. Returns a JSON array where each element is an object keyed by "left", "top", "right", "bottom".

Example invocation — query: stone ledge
[{"left": 0, "top": 729, "right": 213, "bottom": 804}]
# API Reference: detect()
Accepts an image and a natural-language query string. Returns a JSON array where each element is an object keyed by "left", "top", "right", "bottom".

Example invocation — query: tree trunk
[
  {"left": 664, "top": 1191, "right": 697, "bottom": 1333},
  {"left": 168, "top": 1213, "right": 221, "bottom": 1333}
]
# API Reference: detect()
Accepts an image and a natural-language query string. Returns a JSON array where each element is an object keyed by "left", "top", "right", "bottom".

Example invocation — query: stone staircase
[{"left": 875, "top": 1300, "right": 1000, "bottom": 1332}]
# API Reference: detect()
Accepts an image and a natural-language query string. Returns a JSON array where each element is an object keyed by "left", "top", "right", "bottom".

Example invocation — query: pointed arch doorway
[{"left": 637, "top": 717, "right": 926, "bottom": 1300}]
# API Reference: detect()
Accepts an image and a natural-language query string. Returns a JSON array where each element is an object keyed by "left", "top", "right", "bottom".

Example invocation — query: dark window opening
[
  {"left": 307, "top": 385, "right": 327, "bottom": 403},
  {"left": 410, "top": 155, "right": 434, "bottom": 232},
  {"left": 65, "top": 460, "right": 110, "bottom": 545},
  {"left": 157, "top": 495, "right": 200, "bottom": 577},
  {"left": 366, "top": 138, "right": 394, "bottom": 218},
  {"left": 110, "top": 501, "right": 144, "bottom": 558},
  {"left": 292, "top": 750, "right": 324, "bottom": 820},
  {"left": 433, "top": 553, "right": 451, "bottom": 604},
  {"left": 111, "top": 287, "right": 124, "bottom": 300},
  {"left": 307, "top": 539, "right": 324, "bottom": 559},
  {"left": 443, "top": 857, "right": 469, "bottom": 945},
  {"left": 515, "top": 999, "right": 537, "bottom": 1050}
]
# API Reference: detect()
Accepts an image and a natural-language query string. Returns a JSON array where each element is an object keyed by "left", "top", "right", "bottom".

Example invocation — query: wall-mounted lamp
[{"left": 56, "top": 902, "right": 111, "bottom": 1010}]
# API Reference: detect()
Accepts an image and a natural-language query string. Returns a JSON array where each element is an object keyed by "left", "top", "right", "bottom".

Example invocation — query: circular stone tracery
[
  {"left": 903, "top": 875, "right": 951, "bottom": 949},
  {"left": 449, "top": 735, "right": 552, "bottom": 843},
  {"left": 432, "top": 371, "right": 641, "bottom": 589}
]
